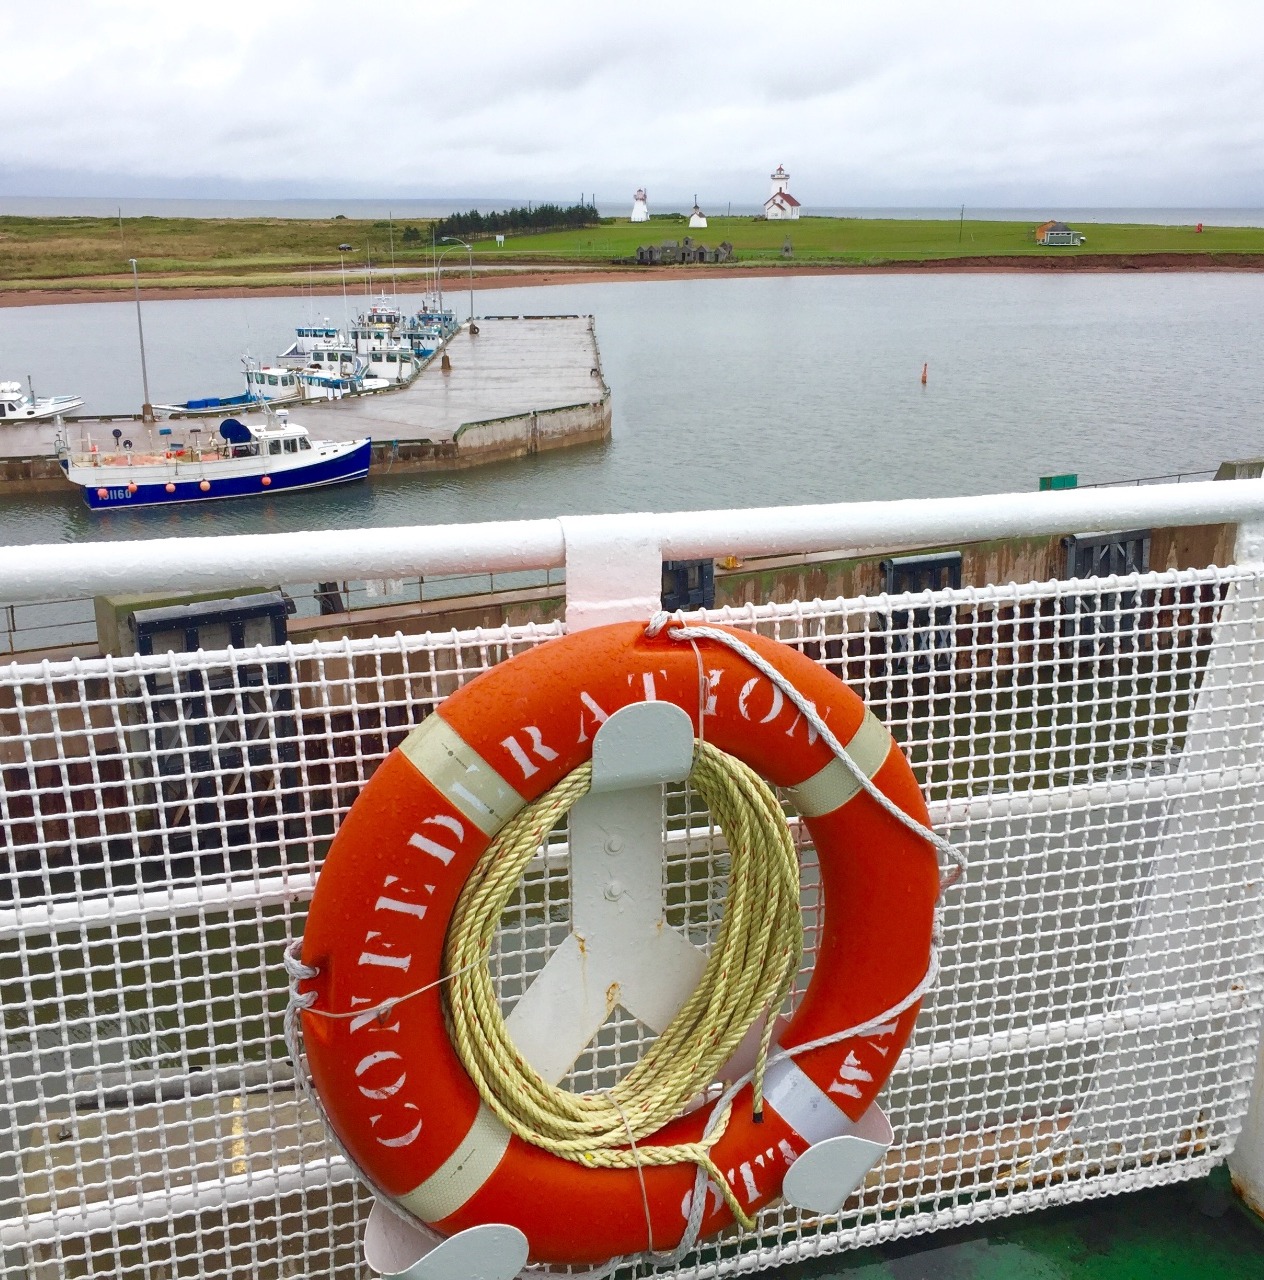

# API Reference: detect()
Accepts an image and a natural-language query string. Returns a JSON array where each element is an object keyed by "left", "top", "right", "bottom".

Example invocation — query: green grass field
[
  {"left": 481, "top": 215, "right": 1264, "bottom": 262},
  {"left": 0, "top": 215, "right": 436, "bottom": 289},
  {"left": 3, "top": 213, "right": 1262, "bottom": 294}
]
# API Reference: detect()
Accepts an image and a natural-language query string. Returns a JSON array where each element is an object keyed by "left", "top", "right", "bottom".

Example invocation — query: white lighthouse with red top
[{"left": 763, "top": 164, "right": 801, "bottom": 220}]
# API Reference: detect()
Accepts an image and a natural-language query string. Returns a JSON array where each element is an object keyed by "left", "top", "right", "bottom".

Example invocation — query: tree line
[{"left": 431, "top": 202, "right": 601, "bottom": 240}]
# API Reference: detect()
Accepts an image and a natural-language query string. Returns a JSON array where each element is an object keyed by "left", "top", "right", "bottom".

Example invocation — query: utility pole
[{"left": 958, "top": 204, "right": 965, "bottom": 243}]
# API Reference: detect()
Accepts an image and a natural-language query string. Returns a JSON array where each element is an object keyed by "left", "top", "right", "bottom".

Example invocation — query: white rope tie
[{"left": 282, "top": 942, "right": 447, "bottom": 1241}]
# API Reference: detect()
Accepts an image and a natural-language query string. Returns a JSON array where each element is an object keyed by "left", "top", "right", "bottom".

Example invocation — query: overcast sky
[{"left": 3, "top": 0, "right": 1263, "bottom": 208}]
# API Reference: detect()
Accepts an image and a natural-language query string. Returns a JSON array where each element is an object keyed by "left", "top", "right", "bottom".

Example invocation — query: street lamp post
[
  {"left": 128, "top": 258, "right": 154, "bottom": 422},
  {"left": 436, "top": 247, "right": 460, "bottom": 325},
  {"left": 440, "top": 236, "right": 474, "bottom": 328}
]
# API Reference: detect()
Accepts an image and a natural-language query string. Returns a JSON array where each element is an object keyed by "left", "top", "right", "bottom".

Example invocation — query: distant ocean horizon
[{"left": 2, "top": 195, "right": 1263, "bottom": 227}]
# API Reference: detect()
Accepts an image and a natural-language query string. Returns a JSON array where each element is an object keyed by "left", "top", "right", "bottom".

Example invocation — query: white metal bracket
[
  {"left": 558, "top": 513, "right": 663, "bottom": 631},
  {"left": 502, "top": 700, "right": 702, "bottom": 1080},
  {"left": 781, "top": 1102, "right": 893, "bottom": 1215},
  {"left": 363, "top": 1202, "right": 528, "bottom": 1280}
]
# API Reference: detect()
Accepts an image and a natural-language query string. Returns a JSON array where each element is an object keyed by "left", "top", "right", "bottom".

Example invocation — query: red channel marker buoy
[{"left": 921, "top": 362, "right": 928, "bottom": 385}]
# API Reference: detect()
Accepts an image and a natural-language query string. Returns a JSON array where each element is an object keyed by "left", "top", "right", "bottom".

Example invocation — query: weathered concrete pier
[{"left": 0, "top": 315, "right": 611, "bottom": 494}]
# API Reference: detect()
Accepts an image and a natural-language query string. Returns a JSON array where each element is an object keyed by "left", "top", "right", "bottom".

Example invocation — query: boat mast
[
  {"left": 128, "top": 258, "right": 154, "bottom": 423},
  {"left": 389, "top": 211, "right": 398, "bottom": 304}
]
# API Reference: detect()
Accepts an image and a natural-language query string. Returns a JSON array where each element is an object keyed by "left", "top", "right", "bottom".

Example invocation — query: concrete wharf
[{"left": 0, "top": 315, "right": 611, "bottom": 493}]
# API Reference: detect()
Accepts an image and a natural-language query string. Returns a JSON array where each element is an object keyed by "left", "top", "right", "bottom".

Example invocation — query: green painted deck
[{"left": 772, "top": 1168, "right": 1264, "bottom": 1279}]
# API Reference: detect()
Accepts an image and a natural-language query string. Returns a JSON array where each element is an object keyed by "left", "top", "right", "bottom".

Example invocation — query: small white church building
[
  {"left": 763, "top": 164, "right": 801, "bottom": 220},
  {"left": 630, "top": 188, "right": 649, "bottom": 222}
]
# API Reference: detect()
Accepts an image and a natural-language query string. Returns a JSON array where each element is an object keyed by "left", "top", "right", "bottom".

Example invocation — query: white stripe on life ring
[
  {"left": 398, "top": 1101, "right": 512, "bottom": 1223},
  {"left": 785, "top": 709, "right": 892, "bottom": 818},
  {"left": 400, "top": 715, "right": 525, "bottom": 836},
  {"left": 762, "top": 1051, "right": 853, "bottom": 1146}
]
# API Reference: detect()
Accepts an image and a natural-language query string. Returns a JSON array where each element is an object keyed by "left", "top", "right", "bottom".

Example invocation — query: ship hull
[{"left": 63, "top": 439, "right": 372, "bottom": 510}]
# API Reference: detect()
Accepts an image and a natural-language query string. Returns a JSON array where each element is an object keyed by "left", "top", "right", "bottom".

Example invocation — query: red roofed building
[{"left": 763, "top": 164, "right": 801, "bottom": 220}]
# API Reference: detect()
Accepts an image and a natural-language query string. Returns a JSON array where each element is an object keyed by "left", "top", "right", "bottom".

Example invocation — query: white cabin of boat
[
  {"left": 244, "top": 366, "right": 301, "bottom": 399},
  {"left": 278, "top": 324, "right": 344, "bottom": 366},
  {"left": 222, "top": 413, "right": 317, "bottom": 458},
  {"left": 0, "top": 379, "right": 85, "bottom": 421}
]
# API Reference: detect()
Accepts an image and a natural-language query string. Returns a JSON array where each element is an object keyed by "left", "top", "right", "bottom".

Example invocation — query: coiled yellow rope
[{"left": 442, "top": 739, "right": 803, "bottom": 1231}]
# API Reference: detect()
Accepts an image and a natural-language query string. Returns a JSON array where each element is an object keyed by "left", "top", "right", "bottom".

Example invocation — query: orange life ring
[{"left": 297, "top": 620, "right": 938, "bottom": 1266}]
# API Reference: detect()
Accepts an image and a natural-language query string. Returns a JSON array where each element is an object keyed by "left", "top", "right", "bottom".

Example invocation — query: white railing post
[{"left": 1226, "top": 520, "right": 1264, "bottom": 1217}]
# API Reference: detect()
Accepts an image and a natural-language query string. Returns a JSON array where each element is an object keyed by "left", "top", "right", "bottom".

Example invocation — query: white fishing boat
[
  {"left": 347, "top": 330, "right": 420, "bottom": 384},
  {"left": 0, "top": 379, "right": 84, "bottom": 422},
  {"left": 154, "top": 363, "right": 303, "bottom": 416},
  {"left": 277, "top": 322, "right": 345, "bottom": 367},
  {"left": 54, "top": 410, "right": 372, "bottom": 509},
  {"left": 401, "top": 303, "right": 460, "bottom": 356}
]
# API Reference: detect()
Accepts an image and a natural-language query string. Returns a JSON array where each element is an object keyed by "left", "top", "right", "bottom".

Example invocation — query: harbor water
[{"left": 1, "top": 271, "right": 1263, "bottom": 545}]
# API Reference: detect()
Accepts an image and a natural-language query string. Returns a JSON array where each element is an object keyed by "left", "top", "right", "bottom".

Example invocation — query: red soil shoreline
[{"left": 3, "top": 254, "right": 1263, "bottom": 308}]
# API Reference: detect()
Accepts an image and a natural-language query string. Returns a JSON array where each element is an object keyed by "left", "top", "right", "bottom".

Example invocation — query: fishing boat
[
  {"left": 278, "top": 322, "right": 345, "bottom": 367},
  {"left": 0, "top": 379, "right": 84, "bottom": 422},
  {"left": 296, "top": 356, "right": 391, "bottom": 398},
  {"left": 401, "top": 303, "right": 460, "bottom": 356},
  {"left": 153, "top": 363, "right": 303, "bottom": 416},
  {"left": 54, "top": 410, "right": 372, "bottom": 509},
  {"left": 353, "top": 293, "right": 460, "bottom": 359}
]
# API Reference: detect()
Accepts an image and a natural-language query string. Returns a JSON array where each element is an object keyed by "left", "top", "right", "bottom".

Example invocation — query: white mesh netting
[{"left": 2, "top": 565, "right": 1263, "bottom": 1279}]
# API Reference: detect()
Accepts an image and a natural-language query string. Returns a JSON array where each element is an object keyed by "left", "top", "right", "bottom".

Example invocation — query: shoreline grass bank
[{"left": 3, "top": 212, "right": 1264, "bottom": 307}]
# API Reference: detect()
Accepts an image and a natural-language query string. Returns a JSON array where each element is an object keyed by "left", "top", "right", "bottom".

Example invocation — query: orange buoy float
[
  {"left": 164, "top": 482, "right": 176, "bottom": 493},
  {"left": 920, "top": 362, "right": 928, "bottom": 385},
  {"left": 199, "top": 479, "right": 210, "bottom": 492},
  {"left": 261, "top": 475, "right": 272, "bottom": 487},
  {"left": 295, "top": 620, "right": 939, "bottom": 1266}
]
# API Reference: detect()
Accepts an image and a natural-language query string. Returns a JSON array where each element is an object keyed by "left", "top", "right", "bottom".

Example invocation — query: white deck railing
[{"left": 2, "top": 480, "right": 1264, "bottom": 1279}]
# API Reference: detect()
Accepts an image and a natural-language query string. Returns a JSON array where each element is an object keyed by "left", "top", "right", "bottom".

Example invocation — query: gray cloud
[{"left": 1, "top": 0, "right": 1262, "bottom": 205}]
